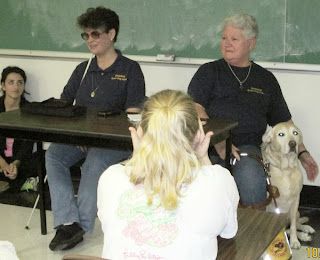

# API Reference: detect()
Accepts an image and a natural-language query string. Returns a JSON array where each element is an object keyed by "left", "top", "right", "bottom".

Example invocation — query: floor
[
  {"left": 0, "top": 203, "right": 103, "bottom": 260},
  {"left": 0, "top": 202, "right": 318, "bottom": 260}
]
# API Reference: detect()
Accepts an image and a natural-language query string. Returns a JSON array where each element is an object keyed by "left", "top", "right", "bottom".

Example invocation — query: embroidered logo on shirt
[
  {"left": 247, "top": 87, "right": 265, "bottom": 95},
  {"left": 112, "top": 74, "right": 128, "bottom": 81},
  {"left": 118, "top": 185, "right": 179, "bottom": 247}
]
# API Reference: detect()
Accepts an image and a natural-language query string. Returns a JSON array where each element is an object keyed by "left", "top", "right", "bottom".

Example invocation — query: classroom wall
[{"left": 0, "top": 55, "right": 319, "bottom": 186}]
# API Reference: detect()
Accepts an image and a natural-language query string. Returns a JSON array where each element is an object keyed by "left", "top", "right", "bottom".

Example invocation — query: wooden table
[
  {"left": 0, "top": 109, "right": 237, "bottom": 151},
  {"left": 0, "top": 109, "right": 238, "bottom": 235},
  {"left": 217, "top": 208, "right": 288, "bottom": 260}
]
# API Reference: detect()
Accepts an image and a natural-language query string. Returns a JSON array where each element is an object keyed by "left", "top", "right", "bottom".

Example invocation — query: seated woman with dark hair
[
  {"left": 0, "top": 66, "right": 39, "bottom": 193},
  {"left": 98, "top": 89, "right": 239, "bottom": 260}
]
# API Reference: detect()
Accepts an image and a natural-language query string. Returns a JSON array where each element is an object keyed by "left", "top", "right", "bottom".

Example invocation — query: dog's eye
[
  {"left": 293, "top": 131, "right": 298, "bottom": 135},
  {"left": 278, "top": 132, "right": 285, "bottom": 137}
]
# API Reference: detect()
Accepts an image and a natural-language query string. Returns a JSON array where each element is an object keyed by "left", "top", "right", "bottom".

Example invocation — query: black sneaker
[{"left": 49, "top": 223, "right": 85, "bottom": 251}]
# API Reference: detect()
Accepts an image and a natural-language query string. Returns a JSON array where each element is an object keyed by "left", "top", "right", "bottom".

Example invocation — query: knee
[
  {"left": 81, "top": 158, "right": 108, "bottom": 178},
  {"left": 233, "top": 161, "right": 267, "bottom": 205},
  {"left": 45, "top": 144, "right": 73, "bottom": 169},
  {"left": 86, "top": 149, "right": 130, "bottom": 168},
  {"left": 45, "top": 144, "right": 60, "bottom": 160},
  {"left": 233, "top": 159, "right": 266, "bottom": 189}
]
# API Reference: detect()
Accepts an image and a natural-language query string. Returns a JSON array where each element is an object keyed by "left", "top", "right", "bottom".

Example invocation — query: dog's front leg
[{"left": 289, "top": 198, "right": 301, "bottom": 249}]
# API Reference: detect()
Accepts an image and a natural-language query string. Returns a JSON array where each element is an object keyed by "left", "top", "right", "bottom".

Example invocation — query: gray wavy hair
[{"left": 222, "top": 13, "right": 258, "bottom": 40}]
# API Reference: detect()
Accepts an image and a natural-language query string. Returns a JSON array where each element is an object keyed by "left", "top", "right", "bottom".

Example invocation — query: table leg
[
  {"left": 225, "top": 136, "right": 232, "bottom": 172},
  {"left": 37, "top": 142, "right": 47, "bottom": 235}
]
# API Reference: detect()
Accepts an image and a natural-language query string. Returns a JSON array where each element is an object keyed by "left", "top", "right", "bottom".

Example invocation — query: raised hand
[{"left": 192, "top": 119, "right": 213, "bottom": 165}]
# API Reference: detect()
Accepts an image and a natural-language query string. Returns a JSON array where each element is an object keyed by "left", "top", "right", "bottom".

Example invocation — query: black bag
[{"left": 21, "top": 98, "right": 87, "bottom": 117}]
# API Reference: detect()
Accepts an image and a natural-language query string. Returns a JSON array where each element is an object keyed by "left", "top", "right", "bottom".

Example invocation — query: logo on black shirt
[
  {"left": 247, "top": 87, "right": 264, "bottom": 95},
  {"left": 112, "top": 74, "right": 127, "bottom": 81}
]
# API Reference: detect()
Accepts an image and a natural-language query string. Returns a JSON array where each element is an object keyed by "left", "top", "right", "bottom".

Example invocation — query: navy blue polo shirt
[
  {"left": 61, "top": 50, "right": 145, "bottom": 111},
  {"left": 188, "top": 58, "right": 291, "bottom": 147}
]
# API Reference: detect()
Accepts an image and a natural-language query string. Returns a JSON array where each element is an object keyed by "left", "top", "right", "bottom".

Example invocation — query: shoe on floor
[
  {"left": 49, "top": 222, "right": 85, "bottom": 251},
  {"left": 20, "top": 177, "right": 39, "bottom": 192},
  {"left": 0, "top": 181, "right": 9, "bottom": 193}
]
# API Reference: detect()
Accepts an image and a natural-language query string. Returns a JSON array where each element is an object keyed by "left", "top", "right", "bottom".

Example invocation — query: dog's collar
[
  {"left": 264, "top": 162, "right": 270, "bottom": 173},
  {"left": 263, "top": 160, "right": 281, "bottom": 171}
]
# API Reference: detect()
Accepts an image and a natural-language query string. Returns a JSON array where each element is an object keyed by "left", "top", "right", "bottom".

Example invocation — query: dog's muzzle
[{"left": 289, "top": 140, "right": 297, "bottom": 152}]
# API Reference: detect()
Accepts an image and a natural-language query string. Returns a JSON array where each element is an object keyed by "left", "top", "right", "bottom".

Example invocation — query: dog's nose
[
  {"left": 289, "top": 140, "right": 296, "bottom": 147},
  {"left": 289, "top": 140, "right": 296, "bottom": 152}
]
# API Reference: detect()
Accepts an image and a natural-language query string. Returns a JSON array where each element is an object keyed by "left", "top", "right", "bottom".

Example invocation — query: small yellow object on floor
[{"left": 262, "top": 228, "right": 292, "bottom": 260}]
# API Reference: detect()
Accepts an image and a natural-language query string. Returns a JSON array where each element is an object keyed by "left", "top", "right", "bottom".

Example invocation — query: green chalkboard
[
  {"left": 286, "top": 0, "right": 320, "bottom": 64},
  {"left": 0, "top": 0, "right": 319, "bottom": 64}
]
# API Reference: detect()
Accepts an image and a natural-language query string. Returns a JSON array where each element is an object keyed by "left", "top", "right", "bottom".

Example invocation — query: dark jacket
[{"left": 0, "top": 95, "right": 34, "bottom": 161}]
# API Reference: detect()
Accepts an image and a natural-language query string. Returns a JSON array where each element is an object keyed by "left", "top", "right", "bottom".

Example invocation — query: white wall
[{"left": 1, "top": 54, "right": 319, "bottom": 186}]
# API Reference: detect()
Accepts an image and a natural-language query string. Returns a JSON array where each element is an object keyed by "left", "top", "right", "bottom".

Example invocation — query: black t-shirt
[
  {"left": 188, "top": 58, "right": 291, "bottom": 148},
  {"left": 61, "top": 50, "right": 146, "bottom": 111}
]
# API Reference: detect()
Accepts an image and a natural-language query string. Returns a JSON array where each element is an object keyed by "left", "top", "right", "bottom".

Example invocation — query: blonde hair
[{"left": 126, "top": 90, "right": 200, "bottom": 210}]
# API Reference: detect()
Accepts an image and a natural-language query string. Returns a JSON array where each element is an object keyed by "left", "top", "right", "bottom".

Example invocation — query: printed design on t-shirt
[
  {"left": 117, "top": 185, "right": 179, "bottom": 248},
  {"left": 247, "top": 87, "right": 265, "bottom": 95},
  {"left": 123, "top": 249, "right": 164, "bottom": 260},
  {"left": 111, "top": 74, "right": 127, "bottom": 81}
]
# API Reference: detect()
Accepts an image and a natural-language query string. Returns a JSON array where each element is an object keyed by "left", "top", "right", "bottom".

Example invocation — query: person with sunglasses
[{"left": 46, "top": 6, "right": 145, "bottom": 251}]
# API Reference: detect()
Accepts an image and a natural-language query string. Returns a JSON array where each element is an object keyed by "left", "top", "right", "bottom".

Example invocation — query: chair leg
[{"left": 25, "top": 174, "right": 47, "bottom": 230}]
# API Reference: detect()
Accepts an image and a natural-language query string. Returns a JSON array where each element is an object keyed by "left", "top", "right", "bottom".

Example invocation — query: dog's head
[
  {"left": 262, "top": 122, "right": 302, "bottom": 154},
  {"left": 262, "top": 122, "right": 303, "bottom": 169}
]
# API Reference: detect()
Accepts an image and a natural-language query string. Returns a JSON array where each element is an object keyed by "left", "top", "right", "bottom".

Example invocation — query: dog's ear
[{"left": 262, "top": 125, "right": 273, "bottom": 143}]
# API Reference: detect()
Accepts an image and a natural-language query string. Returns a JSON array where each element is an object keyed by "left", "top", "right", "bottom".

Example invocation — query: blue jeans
[
  {"left": 46, "top": 143, "right": 131, "bottom": 232},
  {"left": 210, "top": 145, "right": 267, "bottom": 206}
]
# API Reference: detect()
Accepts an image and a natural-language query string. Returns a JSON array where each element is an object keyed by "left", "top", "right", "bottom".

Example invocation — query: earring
[{"left": 111, "top": 38, "right": 113, "bottom": 42}]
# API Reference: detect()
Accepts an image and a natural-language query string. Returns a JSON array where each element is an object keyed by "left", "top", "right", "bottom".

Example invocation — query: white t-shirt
[{"left": 97, "top": 164, "right": 239, "bottom": 260}]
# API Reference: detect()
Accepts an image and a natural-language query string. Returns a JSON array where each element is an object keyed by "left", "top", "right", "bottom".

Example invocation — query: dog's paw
[
  {"left": 297, "top": 231, "right": 313, "bottom": 242},
  {"left": 297, "top": 224, "right": 315, "bottom": 234},
  {"left": 298, "top": 216, "right": 309, "bottom": 224},
  {"left": 290, "top": 238, "right": 301, "bottom": 249}
]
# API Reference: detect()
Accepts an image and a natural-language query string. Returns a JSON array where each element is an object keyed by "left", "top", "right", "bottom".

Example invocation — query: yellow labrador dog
[{"left": 261, "top": 121, "right": 315, "bottom": 249}]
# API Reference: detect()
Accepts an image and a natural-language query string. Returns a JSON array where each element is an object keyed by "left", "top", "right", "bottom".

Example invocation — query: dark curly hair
[{"left": 77, "top": 6, "right": 120, "bottom": 42}]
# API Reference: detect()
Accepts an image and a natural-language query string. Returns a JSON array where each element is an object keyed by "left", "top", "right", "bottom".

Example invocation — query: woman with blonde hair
[{"left": 98, "top": 89, "right": 239, "bottom": 260}]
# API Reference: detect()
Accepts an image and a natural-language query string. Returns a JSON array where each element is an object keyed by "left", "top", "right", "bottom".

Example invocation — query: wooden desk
[
  {"left": 0, "top": 109, "right": 238, "bottom": 235},
  {"left": 217, "top": 208, "right": 288, "bottom": 260},
  {"left": 0, "top": 109, "right": 237, "bottom": 151}
]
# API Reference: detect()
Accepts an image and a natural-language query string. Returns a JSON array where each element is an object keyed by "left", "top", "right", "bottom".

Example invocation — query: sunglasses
[{"left": 81, "top": 31, "right": 106, "bottom": 40}]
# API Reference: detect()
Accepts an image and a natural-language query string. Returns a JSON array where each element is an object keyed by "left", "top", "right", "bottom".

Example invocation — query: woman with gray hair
[{"left": 188, "top": 14, "right": 318, "bottom": 208}]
